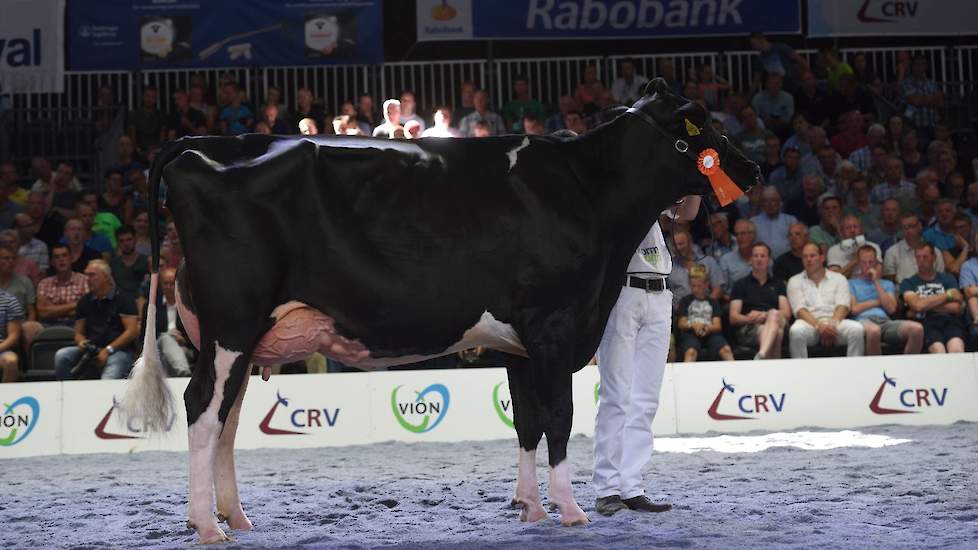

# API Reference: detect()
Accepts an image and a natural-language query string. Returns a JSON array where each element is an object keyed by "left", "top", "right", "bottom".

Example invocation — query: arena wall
[{"left": 2, "top": 354, "right": 976, "bottom": 459}]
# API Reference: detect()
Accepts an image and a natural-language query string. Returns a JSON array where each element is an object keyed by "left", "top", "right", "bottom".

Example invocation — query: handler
[{"left": 593, "top": 195, "right": 701, "bottom": 515}]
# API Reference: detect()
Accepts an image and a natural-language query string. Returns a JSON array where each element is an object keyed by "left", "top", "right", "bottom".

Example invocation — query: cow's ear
[
  {"left": 644, "top": 77, "right": 669, "bottom": 96},
  {"left": 676, "top": 101, "right": 708, "bottom": 131}
]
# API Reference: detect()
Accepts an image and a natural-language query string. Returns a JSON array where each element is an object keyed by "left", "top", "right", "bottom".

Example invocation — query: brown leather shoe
[
  {"left": 622, "top": 495, "right": 672, "bottom": 513},
  {"left": 595, "top": 495, "right": 628, "bottom": 516}
]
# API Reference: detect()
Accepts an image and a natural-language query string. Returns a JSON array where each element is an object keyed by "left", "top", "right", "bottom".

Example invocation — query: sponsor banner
[
  {"left": 236, "top": 373, "right": 373, "bottom": 449},
  {"left": 672, "top": 355, "right": 978, "bottom": 434},
  {"left": 0, "top": 0, "right": 64, "bottom": 93},
  {"left": 808, "top": 0, "right": 978, "bottom": 37},
  {"left": 60, "top": 379, "right": 188, "bottom": 454},
  {"left": 67, "top": 0, "right": 383, "bottom": 71},
  {"left": 417, "top": 0, "right": 800, "bottom": 42},
  {"left": 0, "top": 382, "right": 61, "bottom": 458}
]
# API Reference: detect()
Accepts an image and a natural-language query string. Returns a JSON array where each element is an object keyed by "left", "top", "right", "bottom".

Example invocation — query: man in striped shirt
[{"left": 0, "top": 288, "right": 24, "bottom": 383}]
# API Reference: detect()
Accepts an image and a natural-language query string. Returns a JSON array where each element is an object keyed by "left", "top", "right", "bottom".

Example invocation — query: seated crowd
[{"left": 0, "top": 34, "right": 974, "bottom": 378}]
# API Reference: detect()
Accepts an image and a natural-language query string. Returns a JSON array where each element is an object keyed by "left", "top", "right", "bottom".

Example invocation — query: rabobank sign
[{"left": 418, "top": 0, "right": 799, "bottom": 41}]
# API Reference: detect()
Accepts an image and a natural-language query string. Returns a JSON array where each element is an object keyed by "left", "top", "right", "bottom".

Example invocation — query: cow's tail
[{"left": 119, "top": 141, "right": 176, "bottom": 433}]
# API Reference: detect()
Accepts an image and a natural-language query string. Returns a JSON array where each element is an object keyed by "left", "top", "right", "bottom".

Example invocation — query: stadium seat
[{"left": 24, "top": 326, "right": 76, "bottom": 382}]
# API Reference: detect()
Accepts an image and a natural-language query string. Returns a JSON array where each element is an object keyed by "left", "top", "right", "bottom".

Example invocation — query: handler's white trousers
[{"left": 593, "top": 286, "right": 671, "bottom": 500}]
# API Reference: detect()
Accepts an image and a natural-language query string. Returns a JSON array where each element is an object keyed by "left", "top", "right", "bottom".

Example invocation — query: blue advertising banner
[
  {"left": 68, "top": 0, "right": 383, "bottom": 70},
  {"left": 417, "top": 0, "right": 800, "bottom": 41}
]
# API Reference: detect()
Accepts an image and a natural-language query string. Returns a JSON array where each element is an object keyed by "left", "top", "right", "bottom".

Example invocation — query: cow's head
[{"left": 628, "top": 78, "right": 760, "bottom": 206}]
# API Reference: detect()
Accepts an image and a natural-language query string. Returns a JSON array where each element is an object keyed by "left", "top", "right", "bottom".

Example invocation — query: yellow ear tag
[{"left": 684, "top": 118, "right": 700, "bottom": 137}]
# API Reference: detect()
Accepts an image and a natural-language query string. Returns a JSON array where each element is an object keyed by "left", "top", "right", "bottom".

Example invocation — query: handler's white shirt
[{"left": 627, "top": 222, "right": 672, "bottom": 276}]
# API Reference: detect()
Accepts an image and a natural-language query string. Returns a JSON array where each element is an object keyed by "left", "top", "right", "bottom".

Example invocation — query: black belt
[{"left": 625, "top": 275, "right": 669, "bottom": 292}]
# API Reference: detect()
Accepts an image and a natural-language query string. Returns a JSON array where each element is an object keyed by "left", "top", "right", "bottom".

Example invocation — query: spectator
[
  {"left": 865, "top": 145, "right": 890, "bottom": 186},
  {"left": 218, "top": 83, "right": 254, "bottom": 135},
  {"left": 793, "top": 71, "right": 830, "bottom": 127},
  {"left": 521, "top": 114, "right": 545, "bottom": 136},
  {"left": 29, "top": 156, "right": 54, "bottom": 193},
  {"left": 911, "top": 171, "right": 941, "bottom": 222},
  {"left": 24, "top": 192, "right": 63, "bottom": 249},
  {"left": 845, "top": 178, "right": 877, "bottom": 229},
  {"left": 164, "top": 89, "right": 206, "bottom": 140},
  {"left": 574, "top": 65, "right": 607, "bottom": 111},
  {"left": 676, "top": 274, "right": 733, "bottom": 362},
  {"left": 941, "top": 214, "right": 973, "bottom": 277},
  {"left": 720, "top": 219, "right": 757, "bottom": 293},
  {"left": 964, "top": 183, "right": 978, "bottom": 226},
  {"left": 799, "top": 127, "right": 831, "bottom": 172},
  {"left": 900, "top": 244, "right": 965, "bottom": 353},
  {"left": 261, "top": 103, "right": 293, "bottom": 134},
  {"left": 471, "top": 120, "right": 492, "bottom": 138},
  {"left": 781, "top": 113, "right": 815, "bottom": 158},
  {"left": 109, "top": 225, "right": 149, "bottom": 303},
  {"left": 127, "top": 86, "right": 165, "bottom": 153},
  {"left": 751, "top": 73, "right": 794, "bottom": 137},
  {"left": 923, "top": 198, "right": 957, "bottom": 252},
  {"left": 758, "top": 134, "right": 783, "bottom": 180},
  {"left": 298, "top": 117, "right": 319, "bottom": 136},
  {"left": 13, "top": 213, "right": 48, "bottom": 274},
  {"left": 546, "top": 95, "right": 578, "bottom": 133},
  {"left": 751, "top": 187, "right": 797, "bottom": 258},
  {"left": 654, "top": 58, "right": 684, "bottom": 96},
  {"left": 730, "top": 242, "right": 791, "bottom": 359},
  {"left": 402, "top": 119, "right": 422, "bottom": 139},
  {"left": 98, "top": 169, "right": 132, "bottom": 224},
  {"left": 111, "top": 135, "right": 146, "bottom": 180},
  {"left": 453, "top": 82, "right": 476, "bottom": 124},
  {"left": 696, "top": 64, "right": 731, "bottom": 111},
  {"left": 786, "top": 243, "right": 864, "bottom": 358},
  {"left": 768, "top": 146, "right": 803, "bottom": 203},
  {"left": 870, "top": 158, "right": 915, "bottom": 205},
  {"left": 564, "top": 111, "right": 588, "bottom": 135},
  {"left": 187, "top": 84, "right": 217, "bottom": 134},
  {"left": 705, "top": 212, "right": 735, "bottom": 262},
  {"left": 899, "top": 130, "right": 925, "bottom": 178},
  {"left": 0, "top": 242, "right": 40, "bottom": 348},
  {"left": 54, "top": 259, "right": 138, "bottom": 380},
  {"left": 339, "top": 100, "right": 370, "bottom": 135},
  {"left": 749, "top": 33, "right": 809, "bottom": 93},
  {"left": 502, "top": 76, "right": 546, "bottom": 133},
  {"left": 774, "top": 222, "right": 809, "bottom": 282},
  {"left": 835, "top": 160, "right": 860, "bottom": 199},
  {"left": 65, "top": 205, "right": 112, "bottom": 258},
  {"left": 827, "top": 215, "right": 882, "bottom": 278},
  {"left": 734, "top": 184, "right": 764, "bottom": 220},
  {"left": 809, "top": 195, "right": 844, "bottom": 251},
  {"left": 884, "top": 214, "right": 946, "bottom": 283},
  {"left": 848, "top": 245, "right": 924, "bottom": 355},
  {"left": 261, "top": 86, "right": 292, "bottom": 127},
  {"left": 43, "top": 162, "right": 81, "bottom": 223},
  {"left": 958, "top": 231, "right": 978, "bottom": 346},
  {"left": 131, "top": 210, "right": 153, "bottom": 257},
  {"left": 0, "top": 167, "right": 23, "bottom": 229},
  {"left": 867, "top": 198, "right": 904, "bottom": 254},
  {"left": 946, "top": 171, "right": 967, "bottom": 209},
  {"left": 784, "top": 174, "right": 824, "bottom": 227},
  {"left": 611, "top": 58, "right": 649, "bottom": 106},
  {"left": 0, "top": 285, "right": 22, "bottom": 383},
  {"left": 157, "top": 266, "right": 194, "bottom": 376},
  {"left": 36, "top": 244, "right": 88, "bottom": 327},
  {"left": 0, "top": 162, "right": 28, "bottom": 206},
  {"left": 830, "top": 110, "right": 867, "bottom": 159},
  {"left": 901, "top": 55, "right": 944, "bottom": 142},
  {"left": 0, "top": 230, "right": 40, "bottom": 285},
  {"left": 294, "top": 87, "right": 325, "bottom": 134},
  {"left": 820, "top": 48, "right": 855, "bottom": 93},
  {"left": 421, "top": 106, "right": 462, "bottom": 138},
  {"left": 61, "top": 218, "right": 103, "bottom": 274},
  {"left": 804, "top": 145, "right": 841, "bottom": 192},
  {"left": 848, "top": 123, "right": 886, "bottom": 172},
  {"left": 161, "top": 221, "right": 184, "bottom": 269},
  {"left": 668, "top": 229, "right": 726, "bottom": 305},
  {"left": 398, "top": 90, "right": 426, "bottom": 132},
  {"left": 712, "top": 94, "right": 749, "bottom": 136},
  {"left": 734, "top": 106, "right": 774, "bottom": 164},
  {"left": 459, "top": 90, "right": 505, "bottom": 137}
]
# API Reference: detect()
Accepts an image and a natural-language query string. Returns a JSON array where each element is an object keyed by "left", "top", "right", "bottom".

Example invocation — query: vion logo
[
  {"left": 857, "top": 0, "right": 918, "bottom": 23},
  {"left": 391, "top": 384, "right": 450, "bottom": 433},
  {"left": 869, "top": 372, "right": 947, "bottom": 415},
  {"left": 0, "top": 396, "right": 39, "bottom": 446},
  {"left": 95, "top": 396, "right": 177, "bottom": 439},
  {"left": 493, "top": 382, "right": 514, "bottom": 429},
  {"left": 259, "top": 390, "right": 339, "bottom": 435},
  {"left": 708, "top": 379, "right": 785, "bottom": 420}
]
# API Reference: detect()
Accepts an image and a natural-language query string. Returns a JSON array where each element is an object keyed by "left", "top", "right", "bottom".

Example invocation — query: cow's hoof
[
  {"left": 198, "top": 524, "right": 231, "bottom": 544},
  {"left": 558, "top": 503, "right": 590, "bottom": 527},
  {"left": 511, "top": 497, "right": 548, "bottom": 523},
  {"left": 219, "top": 510, "right": 254, "bottom": 531}
]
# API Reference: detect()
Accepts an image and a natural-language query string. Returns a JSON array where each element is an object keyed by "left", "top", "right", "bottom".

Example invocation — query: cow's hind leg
[
  {"left": 506, "top": 365, "right": 548, "bottom": 522},
  {"left": 186, "top": 342, "right": 250, "bottom": 544},
  {"left": 215, "top": 370, "right": 252, "bottom": 531},
  {"left": 540, "top": 369, "right": 589, "bottom": 526}
]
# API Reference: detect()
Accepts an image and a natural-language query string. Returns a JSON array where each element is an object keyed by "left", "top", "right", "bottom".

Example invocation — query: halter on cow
[{"left": 121, "top": 78, "right": 759, "bottom": 543}]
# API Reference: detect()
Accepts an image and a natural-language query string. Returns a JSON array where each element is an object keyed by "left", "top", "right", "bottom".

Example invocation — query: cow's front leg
[
  {"left": 186, "top": 343, "right": 245, "bottom": 544},
  {"left": 506, "top": 366, "right": 548, "bottom": 522},
  {"left": 542, "top": 370, "right": 589, "bottom": 526},
  {"left": 215, "top": 370, "right": 252, "bottom": 531}
]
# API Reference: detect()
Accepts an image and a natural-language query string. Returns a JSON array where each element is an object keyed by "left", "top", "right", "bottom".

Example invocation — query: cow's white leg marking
[
  {"left": 512, "top": 448, "right": 547, "bottom": 522},
  {"left": 507, "top": 137, "right": 530, "bottom": 171},
  {"left": 549, "top": 460, "right": 589, "bottom": 526},
  {"left": 187, "top": 343, "right": 240, "bottom": 544},
  {"left": 214, "top": 370, "right": 252, "bottom": 531}
]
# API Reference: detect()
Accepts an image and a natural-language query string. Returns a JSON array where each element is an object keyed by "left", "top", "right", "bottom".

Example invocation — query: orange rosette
[{"left": 697, "top": 148, "right": 721, "bottom": 176}]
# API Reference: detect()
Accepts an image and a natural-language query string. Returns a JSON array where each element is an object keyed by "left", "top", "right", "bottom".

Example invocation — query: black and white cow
[{"left": 122, "top": 78, "right": 759, "bottom": 543}]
